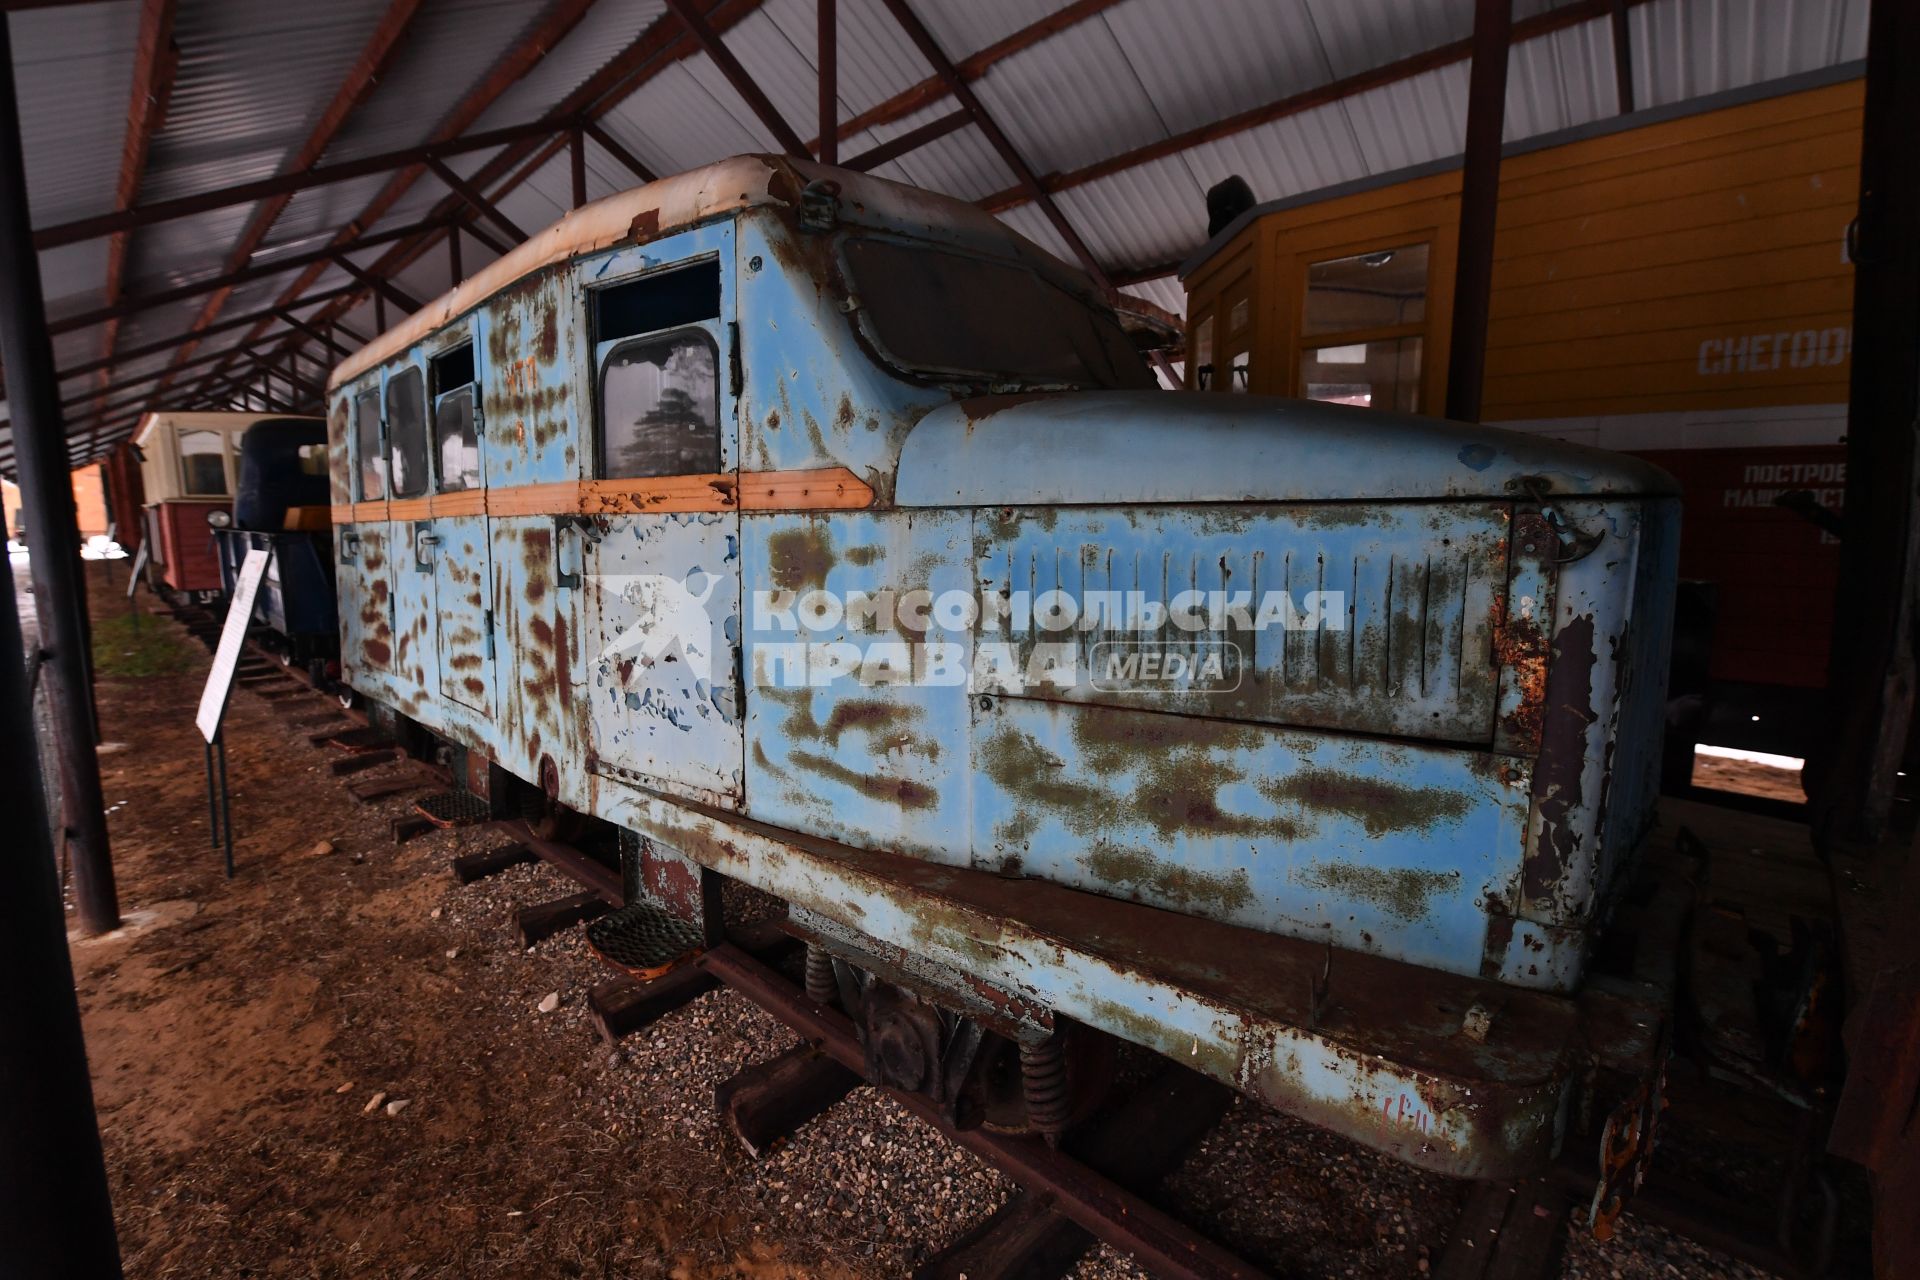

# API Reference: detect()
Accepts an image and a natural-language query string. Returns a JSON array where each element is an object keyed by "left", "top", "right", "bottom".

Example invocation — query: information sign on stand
[{"left": 196, "top": 546, "right": 269, "bottom": 876}]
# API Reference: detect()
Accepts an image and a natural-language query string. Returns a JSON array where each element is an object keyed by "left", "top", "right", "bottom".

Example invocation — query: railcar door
[
  {"left": 579, "top": 239, "right": 744, "bottom": 807},
  {"left": 384, "top": 362, "right": 436, "bottom": 698},
  {"left": 344, "top": 382, "right": 394, "bottom": 676},
  {"left": 424, "top": 338, "right": 495, "bottom": 715}
]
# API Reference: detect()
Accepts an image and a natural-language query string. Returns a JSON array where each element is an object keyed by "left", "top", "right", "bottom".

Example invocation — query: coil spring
[
  {"left": 804, "top": 945, "right": 838, "bottom": 1006},
  {"left": 1019, "top": 1037, "right": 1070, "bottom": 1135}
]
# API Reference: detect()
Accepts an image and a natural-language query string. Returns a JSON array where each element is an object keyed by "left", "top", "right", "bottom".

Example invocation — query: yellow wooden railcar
[{"left": 1182, "top": 67, "right": 1862, "bottom": 763}]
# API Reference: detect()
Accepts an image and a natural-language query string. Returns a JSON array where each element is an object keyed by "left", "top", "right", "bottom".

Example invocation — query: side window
[
  {"left": 592, "top": 260, "right": 722, "bottom": 479},
  {"left": 178, "top": 429, "right": 228, "bottom": 496},
  {"left": 1297, "top": 243, "right": 1429, "bottom": 412},
  {"left": 386, "top": 366, "right": 428, "bottom": 498},
  {"left": 431, "top": 343, "right": 479, "bottom": 492},
  {"left": 353, "top": 387, "right": 384, "bottom": 499}
]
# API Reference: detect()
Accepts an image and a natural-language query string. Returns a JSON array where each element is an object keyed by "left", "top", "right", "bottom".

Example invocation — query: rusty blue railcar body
[{"left": 326, "top": 155, "right": 1679, "bottom": 1179}]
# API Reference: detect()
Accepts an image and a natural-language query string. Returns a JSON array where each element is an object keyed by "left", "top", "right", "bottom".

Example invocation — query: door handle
[
  {"left": 340, "top": 530, "right": 361, "bottom": 564},
  {"left": 414, "top": 528, "right": 439, "bottom": 572},
  {"left": 554, "top": 516, "right": 582, "bottom": 590}
]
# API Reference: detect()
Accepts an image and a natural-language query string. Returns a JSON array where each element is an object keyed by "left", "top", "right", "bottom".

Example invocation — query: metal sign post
[{"left": 196, "top": 546, "right": 269, "bottom": 877}]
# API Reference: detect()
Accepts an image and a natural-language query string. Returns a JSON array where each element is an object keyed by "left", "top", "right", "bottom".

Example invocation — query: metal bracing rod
[
  {"left": 875, "top": 0, "right": 1113, "bottom": 292},
  {"left": 241, "top": 1, "right": 725, "bottom": 361},
  {"left": 427, "top": 157, "right": 528, "bottom": 243},
  {"left": 50, "top": 217, "right": 445, "bottom": 337},
  {"left": 275, "top": 308, "right": 354, "bottom": 360},
  {"left": 32, "top": 114, "right": 570, "bottom": 250},
  {"left": 976, "top": 0, "right": 1655, "bottom": 217},
  {"left": 1443, "top": 0, "right": 1512, "bottom": 423},
  {"left": 664, "top": 0, "right": 808, "bottom": 156},
  {"left": 582, "top": 121, "right": 655, "bottom": 183},
  {"left": 816, "top": 0, "right": 1124, "bottom": 150},
  {"left": 55, "top": 283, "right": 359, "bottom": 380},
  {"left": 841, "top": 108, "right": 969, "bottom": 172},
  {"left": 329, "top": 251, "right": 422, "bottom": 314}
]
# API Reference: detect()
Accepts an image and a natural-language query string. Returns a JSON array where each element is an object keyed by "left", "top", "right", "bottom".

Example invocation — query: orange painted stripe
[{"left": 330, "top": 467, "right": 874, "bottom": 524}]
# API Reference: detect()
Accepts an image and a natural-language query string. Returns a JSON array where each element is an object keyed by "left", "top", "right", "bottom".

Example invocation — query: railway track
[{"left": 173, "top": 598, "right": 1823, "bottom": 1280}]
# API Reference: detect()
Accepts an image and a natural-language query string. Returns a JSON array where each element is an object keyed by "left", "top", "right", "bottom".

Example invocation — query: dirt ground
[
  {"left": 62, "top": 575, "right": 1791, "bottom": 1279},
  {"left": 1691, "top": 751, "right": 1808, "bottom": 804}
]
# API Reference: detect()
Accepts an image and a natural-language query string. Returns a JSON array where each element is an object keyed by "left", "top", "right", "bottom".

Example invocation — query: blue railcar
[
  {"left": 213, "top": 418, "right": 340, "bottom": 677},
  {"left": 326, "top": 157, "right": 1678, "bottom": 1181}
]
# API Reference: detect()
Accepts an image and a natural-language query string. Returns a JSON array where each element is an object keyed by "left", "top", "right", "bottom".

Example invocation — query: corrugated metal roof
[{"left": 2, "top": 0, "right": 1875, "bottom": 461}]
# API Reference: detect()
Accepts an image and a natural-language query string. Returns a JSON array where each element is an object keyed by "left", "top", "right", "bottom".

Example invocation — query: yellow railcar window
[
  {"left": 1300, "top": 338, "right": 1423, "bottom": 412},
  {"left": 1297, "top": 243, "right": 1430, "bottom": 411},
  {"left": 1303, "top": 244, "right": 1428, "bottom": 335}
]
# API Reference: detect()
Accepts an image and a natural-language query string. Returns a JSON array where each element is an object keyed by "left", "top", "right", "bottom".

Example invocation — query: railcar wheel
[{"left": 518, "top": 787, "right": 583, "bottom": 843}]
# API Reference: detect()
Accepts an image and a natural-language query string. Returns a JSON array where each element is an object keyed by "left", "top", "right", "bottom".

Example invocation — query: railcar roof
[
  {"left": 131, "top": 410, "right": 322, "bottom": 450},
  {"left": 326, "top": 154, "right": 1082, "bottom": 393}
]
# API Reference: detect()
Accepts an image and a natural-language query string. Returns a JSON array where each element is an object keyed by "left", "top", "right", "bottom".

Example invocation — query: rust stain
[
  {"left": 1259, "top": 768, "right": 1472, "bottom": 838},
  {"left": 821, "top": 698, "right": 917, "bottom": 746},
  {"left": 766, "top": 523, "right": 835, "bottom": 592},
  {"left": 1083, "top": 845, "right": 1255, "bottom": 914},
  {"left": 788, "top": 748, "right": 935, "bottom": 810},
  {"left": 1523, "top": 613, "right": 1598, "bottom": 907},
  {"left": 1299, "top": 862, "right": 1460, "bottom": 923}
]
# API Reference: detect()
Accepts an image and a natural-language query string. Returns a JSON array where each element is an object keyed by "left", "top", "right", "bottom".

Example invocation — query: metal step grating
[
  {"left": 414, "top": 790, "right": 491, "bottom": 828},
  {"left": 586, "top": 902, "right": 706, "bottom": 981}
]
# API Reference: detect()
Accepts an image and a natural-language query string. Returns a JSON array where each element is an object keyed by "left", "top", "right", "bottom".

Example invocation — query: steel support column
[
  {"left": 0, "top": 15, "right": 119, "bottom": 936},
  {"left": 1444, "top": 0, "right": 1511, "bottom": 423},
  {"left": 0, "top": 524, "right": 123, "bottom": 1279},
  {"left": 816, "top": 0, "right": 836, "bottom": 165},
  {"left": 1818, "top": 0, "right": 1920, "bottom": 839}
]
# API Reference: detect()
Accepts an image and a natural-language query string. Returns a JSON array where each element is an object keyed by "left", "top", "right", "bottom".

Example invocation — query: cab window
[
  {"left": 178, "top": 429, "right": 228, "bottom": 496},
  {"left": 353, "top": 387, "right": 384, "bottom": 499},
  {"left": 592, "top": 260, "right": 722, "bottom": 479},
  {"left": 431, "top": 343, "right": 480, "bottom": 492},
  {"left": 386, "top": 367, "right": 428, "bottom": 498},
  {"left": 1297, "top": 243, "right": 1428, "bottom": 412}
]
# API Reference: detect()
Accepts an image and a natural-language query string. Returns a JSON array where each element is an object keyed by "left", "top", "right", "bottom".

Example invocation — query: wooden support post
[
  {"left": 715, "top": 1044, "right": 862, "bottom": 1157},
  {"left": 816, "top": 0, "right": 836, "bottom": 165},
  {"left": 1443, "top": 0, "right": 1511, "bottom": 423}
]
